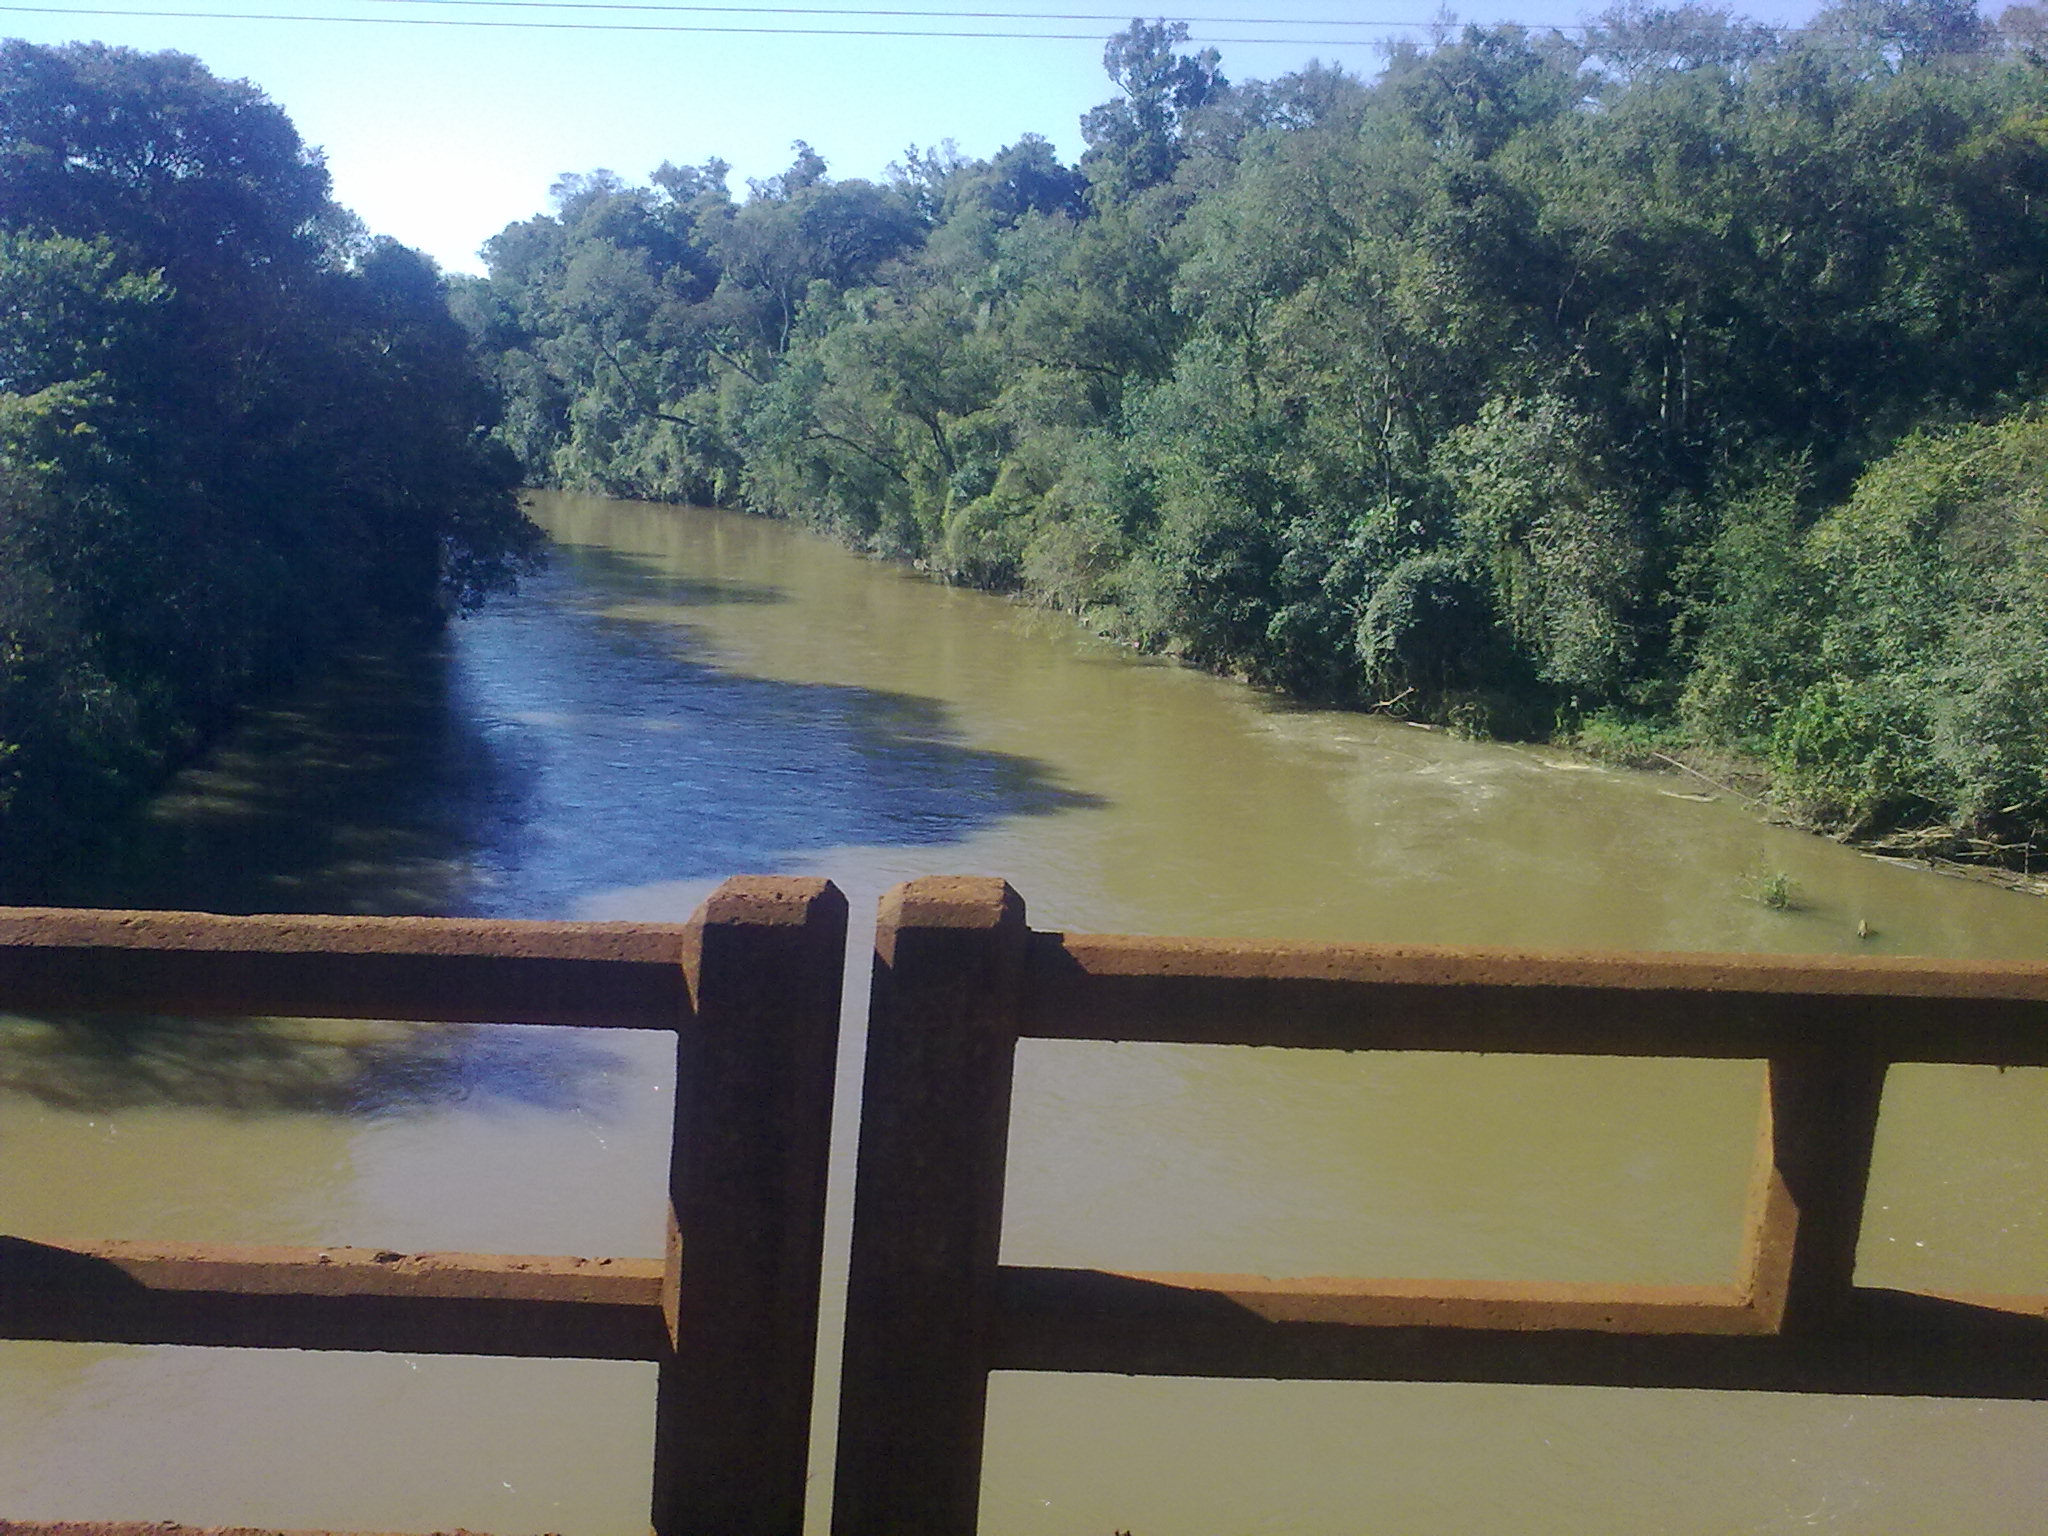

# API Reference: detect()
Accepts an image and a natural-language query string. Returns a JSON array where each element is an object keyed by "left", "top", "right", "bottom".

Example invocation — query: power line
[
  {"left": 0, "top": 3, "right": 1406, "bottom": 38},
  {"left": 0, "top": 3, "right": 1915, "bottom": 43},
  {"left": 356, "top": 0, "right": 1359, "bottom": 18},
  {"left": 347, "top": 0, "right": 1576, "bottom": 23}
]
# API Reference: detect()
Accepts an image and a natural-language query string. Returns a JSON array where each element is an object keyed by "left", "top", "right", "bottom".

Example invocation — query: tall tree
[
  {"left": 1080, "top": 20, "right": 1228, "bottom": 206},
  {"left": 0, "top": 41, "right": 533, "bottom": 875}
]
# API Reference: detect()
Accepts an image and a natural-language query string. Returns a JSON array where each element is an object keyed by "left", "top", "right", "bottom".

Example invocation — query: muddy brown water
[{"left": 3, "top": 492, "right": 2045, "bottom": 1533}]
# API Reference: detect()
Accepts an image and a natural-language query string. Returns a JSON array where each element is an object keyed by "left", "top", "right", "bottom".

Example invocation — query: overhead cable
[
  {"left": 0, "top": 3, "right": 1907, "bottom": 41},
  {"left": 346, "top": 0, "right": 1559, "bottom": 23},
  {"left": 0, "top": 3, "right": 1397, "bottom": 37}
]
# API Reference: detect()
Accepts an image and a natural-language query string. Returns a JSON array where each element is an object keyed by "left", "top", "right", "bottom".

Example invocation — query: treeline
[
  {"left": 466, "top": 0, "right": 2048, "bottom": 860},
  {"left": 0, "top": 41, "right": 537, "bottom": 878}
]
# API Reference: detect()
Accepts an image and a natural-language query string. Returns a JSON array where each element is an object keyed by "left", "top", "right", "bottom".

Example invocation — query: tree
[
  {"left": 1080, "top": 20, "right": 1228, "bottom": 206},
  {"left": 945, "top": 135, "right": 1087, "bottom": 226},
  {"left": 1381, "top": 24, "right": 1583, "bottom": 159},
  {"left": 1435, "top": 394, "right": 1642, "bottom": 699},
  {"left": 1584, "top": 1, "right": 1781, "bottom": 84},
  {"left": 0, "top": 42, "right": 533, "bottom": 875},
  {"left": 1811, "top": 0, "right": 1996, "bottom": 62},
  {"left": 0, "top": 40, "right": 335, "bottom": 283}
]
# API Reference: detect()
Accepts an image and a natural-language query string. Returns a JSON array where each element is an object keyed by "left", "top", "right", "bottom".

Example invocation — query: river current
[{"left": 2, "top": 492, "right": 2045, "bottom": 1532}]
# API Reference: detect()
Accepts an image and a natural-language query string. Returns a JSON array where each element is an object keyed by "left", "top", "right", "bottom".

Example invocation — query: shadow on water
[
  {"left": 17, "top": 634, "right": 515, "bottom": 917},
  {"left": 0, "top": 538, "right": 1099, "bottom": 1114},
  {"left": 0, "top": 1012, "right": 629, "bottom": 1118},
  {"left": 437, "top": 553, "right": 1105, "bottom": 920},
  {"left": 24, "top": 549, "right": 1099, "bottom": 921}
]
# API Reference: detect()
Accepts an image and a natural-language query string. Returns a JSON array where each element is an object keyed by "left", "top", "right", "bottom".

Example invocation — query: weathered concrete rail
[
  {"left": 831, "top": 877, "right": 2048, "bottom": 1536},
  {"left": 6, "top": 875, "right": 2048, "bottom": 1536},
  {"left": 0, "top": 878, "right": 849, "bottom": 1536}
]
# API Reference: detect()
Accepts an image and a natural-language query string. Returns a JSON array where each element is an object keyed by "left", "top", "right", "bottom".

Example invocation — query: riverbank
[
  {"left": 510, "top": 483, "right": 2048, "bottom": 902},
  {"left": 1566, "top": 724, "right": 2048, "bottom": 899}
]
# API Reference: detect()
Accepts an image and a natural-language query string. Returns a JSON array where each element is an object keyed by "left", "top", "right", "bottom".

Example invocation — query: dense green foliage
[
  {"left": 471, "top": 1, "right": 2048, "bottom": 856},
  {"left": 1688, "top": 410, "right": 2048, "bottom": 834},
  {"left": 0, "top": 41, "right": 536, "bottom": 873}
]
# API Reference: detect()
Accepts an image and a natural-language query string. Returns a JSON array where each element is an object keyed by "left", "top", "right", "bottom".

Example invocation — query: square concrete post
[
  {"left": 832, "top": 877, "right": 1028, "bottom": 1536},
  {"left": 1743, "top": 1044, "right": 1890, "bottom": 1342},
  {"left": 653, "top": 876, "right": 849, "bottom": 1536}
]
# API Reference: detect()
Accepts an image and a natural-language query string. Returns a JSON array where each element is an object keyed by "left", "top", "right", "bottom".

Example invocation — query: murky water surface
[{"left": 4, "top": 493, "right": 2045, "bottom": 1533}]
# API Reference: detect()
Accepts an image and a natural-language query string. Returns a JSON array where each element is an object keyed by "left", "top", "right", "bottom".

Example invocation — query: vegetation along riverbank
[
  {"left": 461, "top": 0, "right": 2048, "bottom": 880},
  {"left": 0, "top": 42, "right": 539, "bottom": 887}
]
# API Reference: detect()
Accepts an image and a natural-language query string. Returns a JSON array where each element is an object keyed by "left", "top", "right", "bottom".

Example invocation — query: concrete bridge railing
[
  {"left": 0, "top": 878, "right": 849, "bottom": 1536},
  {"left": 832, "top": 877, "right": 2048, "bottom": 1535},
  {"left": 4, "top": 874, "right": 2048, "bottom": 1536}
]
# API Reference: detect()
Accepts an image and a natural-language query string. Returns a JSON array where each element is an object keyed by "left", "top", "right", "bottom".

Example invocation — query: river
[{"left": 3, "top": 491, "right": 2045, "bottom": 1533}]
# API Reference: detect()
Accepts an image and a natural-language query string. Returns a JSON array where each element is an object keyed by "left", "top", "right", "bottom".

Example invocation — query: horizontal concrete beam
[
  {"left": 0, "top": 908, "right": 691, "bottom": 1027},
  {"left": 999, "top": 1268, "right": 1772, "bottom": 1334},
  {"left": 1022, "top": 932, "right": 2048, "bottom": 1062},
  {"left": 994, "top": 1266, "right": 2048, "bottom": 1397},
  {"left": 0, "top": 1237, "right": 665, "bottom": 1360}
]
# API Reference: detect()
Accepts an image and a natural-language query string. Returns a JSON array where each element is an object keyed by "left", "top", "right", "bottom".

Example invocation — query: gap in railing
[
  {"left": 1003, "top": 1041, "right": 1764, "bottom": 1286},
  {"left": 1860, "top": 1063, "right": 2048, "bottom": 1295},
  {"left": 977, "top": 1375, "right": 2048, "bottom": 1536}
]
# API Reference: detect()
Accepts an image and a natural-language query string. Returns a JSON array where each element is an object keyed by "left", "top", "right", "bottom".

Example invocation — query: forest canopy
[
  {"left": 465, "top": 0, "right": 2048, "bottom": 863},
  {"left": 0, "top": 40, "right": 537, "bottom": 875}
]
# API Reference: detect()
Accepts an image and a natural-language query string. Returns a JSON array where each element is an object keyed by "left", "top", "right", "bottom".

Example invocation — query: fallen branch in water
[
  {"left": 1652, "top": 751, "right": 1765, "bottom": 808},
  {"left": 1372, "top": 686, "right": 1416, "bottom": 715}
]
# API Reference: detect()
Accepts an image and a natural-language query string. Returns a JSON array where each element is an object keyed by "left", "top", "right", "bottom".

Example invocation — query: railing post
[
  {"left": 653, "top": 876, "right": 849, "bottom": 1536},
  {"left": 833, "top": 877, "right": 1028, "bottom": 1536},
  {"left": 1743, "top": 1046, "right": 1890, "bottom": 1338}
]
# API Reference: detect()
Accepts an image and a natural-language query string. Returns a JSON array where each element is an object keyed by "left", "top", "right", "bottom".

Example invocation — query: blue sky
[{"left": 5, "top": 1, "right": 1831, "bottom": 274}]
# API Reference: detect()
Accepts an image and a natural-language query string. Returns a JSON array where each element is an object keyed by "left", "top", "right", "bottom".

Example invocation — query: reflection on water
[
  {"left": 0, "top": 1013, "right": 630, "bottom": 1120},
  {"left": 25, "top": 542, "right": 1098, "bottom": 921},
  {"left": 2, "top": 493, "right": 2045, "bottom": 1536},
  {"left": 441, "top": 543, "right": 1102, "bottom": 918},
  {"left": 20, "top": 638, "right": 497, "bottom": 916}
]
